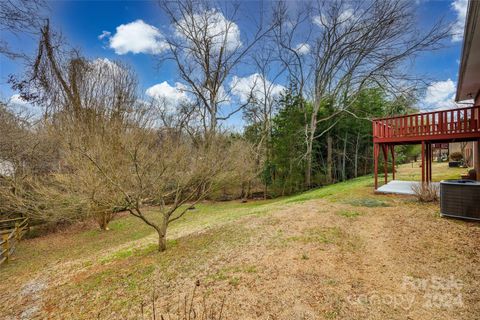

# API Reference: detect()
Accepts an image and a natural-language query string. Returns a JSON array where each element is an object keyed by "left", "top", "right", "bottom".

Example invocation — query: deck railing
[{"left": 373, "top": 105, "right": 480, "bottom": 142}]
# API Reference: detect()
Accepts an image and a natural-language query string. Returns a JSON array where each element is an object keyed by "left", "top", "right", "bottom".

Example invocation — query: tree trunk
[
  {"left": 209, "top": 104, "right": 217, "bottom": 135},
  {"left": 158, "top": 232, "right": 167, "bottom": 252},
  {"left": 240, "top": 182, "right": 245, "bottom": 199},
  {"left": 264, "top": 181, "right": 268, "bottom": 200},
  {"left": 354, "top": 132, "right": 360, "bottom": 178},
  {"left": 342, "top": 132, "right": 348, "bottom": 181},
  {"left": 157, "top": 218, "right": 168, "bottom": 252},
  {"left": 327, "top": 134, "right": 333, "bottom": 184},
  {"left": 305, "top": 140, "right": 313, "bottom": 188},
  {"left": 305, "top": 107, "right": 318, "bottom": 189},
  {"left": 98, "top": 212, "right": 111, "bottom": 231}
]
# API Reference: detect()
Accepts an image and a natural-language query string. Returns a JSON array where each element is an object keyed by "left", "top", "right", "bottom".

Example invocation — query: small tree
[{"left": 65, "top": 108, "right": 233, "bottom": 251}]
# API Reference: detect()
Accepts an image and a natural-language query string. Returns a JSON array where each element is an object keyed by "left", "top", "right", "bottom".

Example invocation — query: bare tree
[
  {"left": 68, "top": 116, "right": 235, "bottom": 251},
  {"left": 240, "top": 43, "right": 286, "bottom": 197},
  {"left": 9, "top": 22, "right": 141, "bottom": 229},
  {"left": 0, "top": 103, "right": 84, "bottom": 223},
  {"left": 11, "top": 21, "right": 138, "bottom": 128},
  {"left": 0, "top": 0, "right": 48, "bottom": 59},
  {"left": 159, "top": 0, "right": 276, "bottom": 134},
  {"left": 272, "top": 2, "right": 313, "bottom": 186},
  {"left": 274, "top": 0, "right": 450, "bottom": 186}
]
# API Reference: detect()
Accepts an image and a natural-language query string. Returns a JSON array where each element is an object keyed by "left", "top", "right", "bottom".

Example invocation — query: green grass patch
[
  {"left": 206, "top": 264, "right": 257, "bottom": 287},
  {"left": 344, "top": 198, "right": 389, "bottom": 207},
  {"left": 283, "top": 176, "right": 372, "bottom": 204},
  {"left": 286, "top": 227, "right": 342, "bottom": 245},
  {"left": 72, "top": 223, "right": 255, "bottom": 311},
  {"left": 336, "top": 210, "right": 362, "bottom": 218},
  {"left": 100, "top": 242, "right": 173, "bottom": 264},
  {"left": 324, "top": 310, "right": 339, "bottom": 319},
  {"left": 229, "top": 276, "right": 241, "bottom": 287}
]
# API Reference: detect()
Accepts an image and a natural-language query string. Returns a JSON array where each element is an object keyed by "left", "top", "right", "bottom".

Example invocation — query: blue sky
[{"left": 0, "top": 0, "right": 471, "bottom": 120}]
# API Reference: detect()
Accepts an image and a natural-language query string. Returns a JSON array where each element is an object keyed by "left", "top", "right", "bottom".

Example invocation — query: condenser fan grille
[{"left": 440, "top": 180, "right": 480, "bottom": 221}]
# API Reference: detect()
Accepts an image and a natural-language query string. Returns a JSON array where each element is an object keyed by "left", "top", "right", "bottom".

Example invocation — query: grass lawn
[
  {"left": 0, "top": 162, "right": 478, "bottom": 319},
  {"left": 393, "top": 160, "right": 471, "bottom": 182}
]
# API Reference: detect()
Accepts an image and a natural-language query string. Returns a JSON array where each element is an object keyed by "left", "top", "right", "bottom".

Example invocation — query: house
[
  {"left": 455, "top": 0, "right": 480, "bottom": 172},
  {"left": 448, "top": 142, "right": 473, "bottom": 166}
]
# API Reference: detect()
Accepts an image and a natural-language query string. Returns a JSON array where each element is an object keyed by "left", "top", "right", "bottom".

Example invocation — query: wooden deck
[
  {"left": 372, "top": 105, "right": 480, "bottom": 189},
  {"left": 373, "top": 105, "right": 480, "bottom": 144}
]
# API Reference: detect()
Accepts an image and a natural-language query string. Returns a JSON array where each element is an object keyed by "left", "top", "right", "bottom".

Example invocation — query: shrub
[
  {"left": 450, "top": 152, "right": 463, "bottom": 162},
  {"left": 411, "top": 183, "right": 439, "bottom": 202},
  {"left": 138, "top": 282, "right": 227, "bottom": 319}
]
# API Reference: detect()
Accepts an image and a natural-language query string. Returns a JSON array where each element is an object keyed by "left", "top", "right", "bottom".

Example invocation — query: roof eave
[{"left": 455, "top": 0, "right": 478, "bottom": 102}]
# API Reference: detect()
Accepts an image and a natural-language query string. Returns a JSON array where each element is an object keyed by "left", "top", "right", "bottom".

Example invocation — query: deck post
[
  {"left": 421, "top": 141, "right": 426, "bottom": 184},
  {"left": 374, "top": 143, "right": 379, "bottom": 189},
  {"left": 428, "top": 143, "right": 432, "bottom": 183},
  {"left": 425, "top": 143, "right": 429, "bottom": 184},
  {"left": 474, "top": 140, "right": 480, "bottom": 181},
  {"left": 382, "top": 144, "right": 388, "bottom": 185},
  {"left": 390, "top": 145, "right": 395, "bottom": 180},
  {"left": 429, "top": 143, "right": 433, "bottom": 182}
]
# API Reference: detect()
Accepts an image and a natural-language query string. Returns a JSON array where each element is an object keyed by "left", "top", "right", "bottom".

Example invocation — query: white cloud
[
  {"left": 108, "top": 20, "right": 168, "bottom": 55},
  {"left": 339, "top": 9, "right": 355, "bottom": 22},
  {"left": 312, "top": 14, "right": 326, "bottom": 27},
  {"left": 98, "top": 30, "right": 111, "bottom": 40},
  {"left": 8, "top": 94, "right": 29, "bottom": 107},
  {"left": 230, "top": 73, "right": 285, "bottom": 104},
  {"left": 176, "top": 9, "right": 242, "bottom": 52},
  {"left": 91, "top": 57, "right": 118, "bottom": 70},
  {"left": 313, "top": 8, "right": 356, "bottom": 28},
  {"left": 451, "top": 0, "right": 468, "bottom": 42},
  {"left": 294, "top": 43, "right": 311, "bottom": 55},
  {"left": 7, "top": 94, "right": 39, "bottom": 118},
  {"left": 423, "top": 79, "right": 457, "bottom": 110},
  {"left": 90, "top": 58, "right": 132, "bottom": 82},
  {"left": 146, "top": 81, "right": 190, "bottom": 107}
]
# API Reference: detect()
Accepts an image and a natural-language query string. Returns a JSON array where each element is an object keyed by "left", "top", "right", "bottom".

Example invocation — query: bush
[
  {"left": 411, "top": 183, "right": 439, "bottom": 202},
  {"left": 137, "top": 282, "right": 227, "bottom": 319},
  {"left": 450, "top": 152, "right": 463, "bottom": 162}
]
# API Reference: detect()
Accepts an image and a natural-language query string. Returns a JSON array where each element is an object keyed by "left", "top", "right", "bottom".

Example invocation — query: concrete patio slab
[{"left": 376, "top": 180, "right": 440, "bottom": 195}]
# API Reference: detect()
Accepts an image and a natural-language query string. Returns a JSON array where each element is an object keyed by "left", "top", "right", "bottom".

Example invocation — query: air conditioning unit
[{"left": 440, "top": 180, "right": 480, "bottom": 221}]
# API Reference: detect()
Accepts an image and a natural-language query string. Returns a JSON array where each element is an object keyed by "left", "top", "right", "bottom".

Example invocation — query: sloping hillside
[{"left": 1, "top": 163, "right": 478, "bottom": 319}]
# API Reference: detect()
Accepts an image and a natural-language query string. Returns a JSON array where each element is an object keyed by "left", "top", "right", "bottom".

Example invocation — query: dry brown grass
[{"left": 1, "top": 163, "right": 479, "bottom": 319}]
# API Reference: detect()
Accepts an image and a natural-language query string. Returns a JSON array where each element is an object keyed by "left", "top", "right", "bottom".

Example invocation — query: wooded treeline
[
  {"left": 0, "top": 0, "right": 448, "bottom": 250},
  {"left": 244, "top": 85, "right": 422, "bottom": 196}
]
